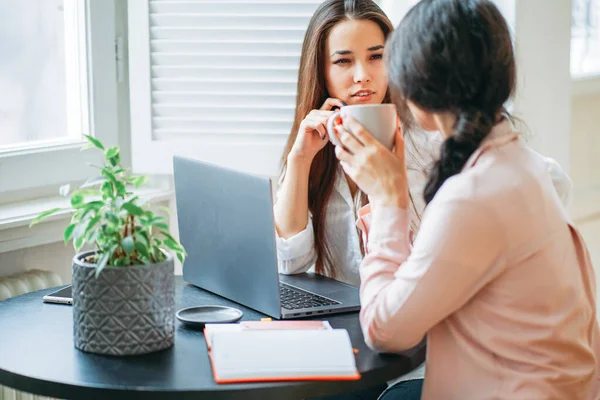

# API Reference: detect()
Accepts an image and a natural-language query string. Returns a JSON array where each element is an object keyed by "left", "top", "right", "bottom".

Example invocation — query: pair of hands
[{"left": 290, "top": 98, "right": 409, "bottom": 210}]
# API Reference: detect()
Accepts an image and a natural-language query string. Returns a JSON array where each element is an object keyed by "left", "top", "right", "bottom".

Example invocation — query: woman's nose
[{"left": 353, "top": 62, "right": 371, "bottom": 83}]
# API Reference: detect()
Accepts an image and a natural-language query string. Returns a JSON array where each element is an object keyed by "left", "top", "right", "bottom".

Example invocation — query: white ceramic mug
[{"left": 326, "top": 104, "right": 397, "bottom": 149}]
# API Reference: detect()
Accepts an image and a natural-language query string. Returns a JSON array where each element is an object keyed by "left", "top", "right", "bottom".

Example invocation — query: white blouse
[{"left": 275, "top": 132, "right": 573, "bottom": 287}]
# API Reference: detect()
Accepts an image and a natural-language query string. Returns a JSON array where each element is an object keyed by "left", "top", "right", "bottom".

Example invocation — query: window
[
  {"left": 0, "top": 0, "right": 76, "bottom": 148},
  {"left": 128, "top": 0, "right": 322, "bottom": 177},
  {"left": 0, "top": 0, "right": 119, "bottom": 194},
  {"left": 572, "top": 0, "right": 600, "bottom": 78}
]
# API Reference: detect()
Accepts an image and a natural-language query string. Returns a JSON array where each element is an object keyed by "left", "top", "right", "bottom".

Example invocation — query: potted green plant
[{"left": 30, "top": 135, "right": 186, "bottom": 356}]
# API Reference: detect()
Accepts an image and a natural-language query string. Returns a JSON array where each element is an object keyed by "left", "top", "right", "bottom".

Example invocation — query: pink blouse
[{"left": 356, "top": 121, "right": 600, "bottom": 399}]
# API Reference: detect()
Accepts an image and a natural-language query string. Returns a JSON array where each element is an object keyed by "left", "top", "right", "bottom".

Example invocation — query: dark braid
[
  {"left": 385, "top": 0, "right": 516, "bottom": 205},
  {"left": 423, "top": 109, "right": 496, "bottom": 204}
]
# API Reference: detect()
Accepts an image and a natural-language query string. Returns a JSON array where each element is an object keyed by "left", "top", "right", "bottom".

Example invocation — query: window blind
[{"left": 129, "top": 0, "right": 322, "bottom": 176}]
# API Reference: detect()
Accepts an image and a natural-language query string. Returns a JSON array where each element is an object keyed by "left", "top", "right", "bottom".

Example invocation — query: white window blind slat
[
  {"left": 152, "top": 65, "right": 298, "bottom": 80},
  {"left": 153, "top": 118, "right": 292, "bottom": 132},
  {"left": 153, "top": 104, "right": 294, "bottom": 119},
  {"left": 150, "top": 2, "right": 320, "bottom": 15},
  {"left": 152, "top": 92, "right": 296, "bottom": 105},
  {"left": 151, "top": 27, "right": 307, "bottom": 41},
  {"left": 129, "top": 0, "right": 321, "bottom": 176},
  {"left": 154, "top": 129, "right": 290, "bottom": 140},
  {"left": 151, "top": 40, "right": 302, "bottom": 54},
  {"left": 152, "top": 79, "right": 297, "bottom": 92},
  {"left": 151, "top": 54, "right": 300, "bottom": 68},
  {"left": 150, "top": 14, "right": 312, "bottom": 28}
]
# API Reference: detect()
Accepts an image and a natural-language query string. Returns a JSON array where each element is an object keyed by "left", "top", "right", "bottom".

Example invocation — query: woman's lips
[{"left": 351, "top": 90, "right": 374, "bottom": 102}]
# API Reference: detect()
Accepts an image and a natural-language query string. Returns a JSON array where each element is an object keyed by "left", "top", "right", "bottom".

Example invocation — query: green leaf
[
  {"left": 129, "top": 175, "right": 148, "bottom": 189},
  {"left": 63, "top": 224, "right": 76, "bottom": 243},
  {"left": 105, "top": 147, "right": 121, "bottom": 166},
  {"left": 29, "top": 208, "right": 62, "bottom": 227},
  {"left": 105, "top": 146, "right": 119, "bottom": 159},
  {"left": 71, "top": 210, "right": 84, "bottom": 224},
  {"left": 84, "top": 215, "right": 101, "bottom": 237},
  {"left": 102, "top": 223, "right": 119, "bottom": 235},
  {"left": 95, "top": 246, "right": 116, "bottom": 278},
  {"left": 177, "top": 252, "right": 185, "bottom": 264},
  {"left": 71, "top": 194, "right": 84, "bottom": 208},
  {"left": 154, "top": 222, "right": 169, "bottom": 231},
  {"left": 112, "top": 257, "right": 125, "bottom": 266},
  {"left": 121, "top": 236, "right": 134, "bottom": 254},
  {"left": 85, "top": 229, "right": 99, "bottom": 244},
  {"left": 163, "top": 238, "right": 181, "bottom": 252},
  {"left": 150, "top": 215, "right": 166, "bottom": 223},
  {"left": 125, "top": 195, "right": 140, "bottom": 204},
  {"left": 152, "top": 246, "right": 163, "bottom": 262},
  {"left": 101, "top": 167, "right": 117, "bottom": 183},
  {"left": 101, "top": 181, "right": 113, "bottom": 200},
  {"left": 106, "top": 212, "right": 121, "bottom": 226},
  {"left": 73, "top": 188, "right": 101, "bottom": 198},
  {"left": 122, "top": 202, "right": 144, "bottom": 216},
  {"left": 114, "top": 181, "right": 127, "bottom": 196},
  {"left": 134, "top": 231, "right": 150, "bottom": 247},
  {"left": 74, "top": 235, "right": 86, "bottom": 251},
  {"left": 83, "top": 201, "right": 104, "bottom": 212},
  {"left": 134, "top": 241, "right": 150, "bottom": 259},
  {"left": 84, "top": 135, "right": 105, "bottom": 150},
  {"left": 159, "top": 230, "right": 174, "bottom": 242}
]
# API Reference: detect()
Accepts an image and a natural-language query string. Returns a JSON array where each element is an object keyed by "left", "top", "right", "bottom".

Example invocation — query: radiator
[{"left": 0, "top": 270, "right": 63, "bottom": 400}]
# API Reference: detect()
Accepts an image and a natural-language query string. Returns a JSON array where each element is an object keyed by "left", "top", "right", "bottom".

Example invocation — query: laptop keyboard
[{"left": 279, "top": 283, "right": 340, "bottom": 310}]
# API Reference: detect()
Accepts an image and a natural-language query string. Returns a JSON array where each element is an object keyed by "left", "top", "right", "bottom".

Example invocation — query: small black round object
[{"left": 176, "top": 305, "right": 243, "bottom": 328}]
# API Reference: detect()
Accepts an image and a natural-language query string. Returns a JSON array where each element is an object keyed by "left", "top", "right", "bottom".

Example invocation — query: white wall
[
  {"left": 511, "top": 0, "right": 572, "bottom": 171},
  {"left": 571, "top": 94, "right": 600, "bottom": 191}
]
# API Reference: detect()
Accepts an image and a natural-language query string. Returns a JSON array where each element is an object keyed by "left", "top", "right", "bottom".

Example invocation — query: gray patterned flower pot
[{"left": 72, "top": 250, "right": 175, "bottom": 356}]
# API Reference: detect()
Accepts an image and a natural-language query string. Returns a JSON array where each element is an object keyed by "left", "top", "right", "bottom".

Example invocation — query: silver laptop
[{"left": 173, "top": 156, "right": 360, "bottom": 319}]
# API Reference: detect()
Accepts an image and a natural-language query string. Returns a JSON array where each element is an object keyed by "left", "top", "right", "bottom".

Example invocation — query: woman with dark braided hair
[{"left": 331, "top": 0, "right": 600, "bottom": 398}]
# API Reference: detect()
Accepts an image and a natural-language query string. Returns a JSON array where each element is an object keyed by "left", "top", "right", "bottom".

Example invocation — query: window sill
[
  {"left": 0, "top": 187, "right": 173, "bottom": 253},
  {"left": 572, "top": 75, "right": 600, "bottom": 98}
]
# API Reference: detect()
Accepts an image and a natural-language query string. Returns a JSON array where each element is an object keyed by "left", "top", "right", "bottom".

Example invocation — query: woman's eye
[
  {"left": 371, "top": 54, "right": 383, "bottom": 60},
  {"left": 333, "top": 59, "right": 351, "bottom": 65}
]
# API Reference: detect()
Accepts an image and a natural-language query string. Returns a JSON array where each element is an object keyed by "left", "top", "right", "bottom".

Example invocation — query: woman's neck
[
  {"left": 345, "top": 173, "right": 358, "bottom": 199},
  {"left": 434, "top": 113, "right": 457, "bottom": 140}
]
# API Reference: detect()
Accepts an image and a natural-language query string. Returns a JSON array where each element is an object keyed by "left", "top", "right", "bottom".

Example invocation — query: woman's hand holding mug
[
  {"left": 332, "top": 111, "right": 409, "bottom": 210},
  {"left": 289, "top": 98, "right": 346, "bottom": 163}
]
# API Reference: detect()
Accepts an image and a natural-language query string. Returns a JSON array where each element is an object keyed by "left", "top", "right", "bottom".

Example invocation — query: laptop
[{"left": 173, "top": 156, "right": 360, "bottom": 319}]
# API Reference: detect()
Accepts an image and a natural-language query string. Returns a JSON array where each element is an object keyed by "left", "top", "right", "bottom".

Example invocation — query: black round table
[{"left": 0, "top": 276, "right": 425, "bottom": 400}]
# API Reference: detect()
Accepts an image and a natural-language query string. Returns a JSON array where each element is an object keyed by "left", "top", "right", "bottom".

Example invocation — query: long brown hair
[{"left": 279, "top": 0, "right": 394, "bottom": 278}]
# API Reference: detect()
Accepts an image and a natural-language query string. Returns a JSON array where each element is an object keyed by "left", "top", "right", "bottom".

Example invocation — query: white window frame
[{"left": 0, "top": 0, "right": 119, "bottom": 195}]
